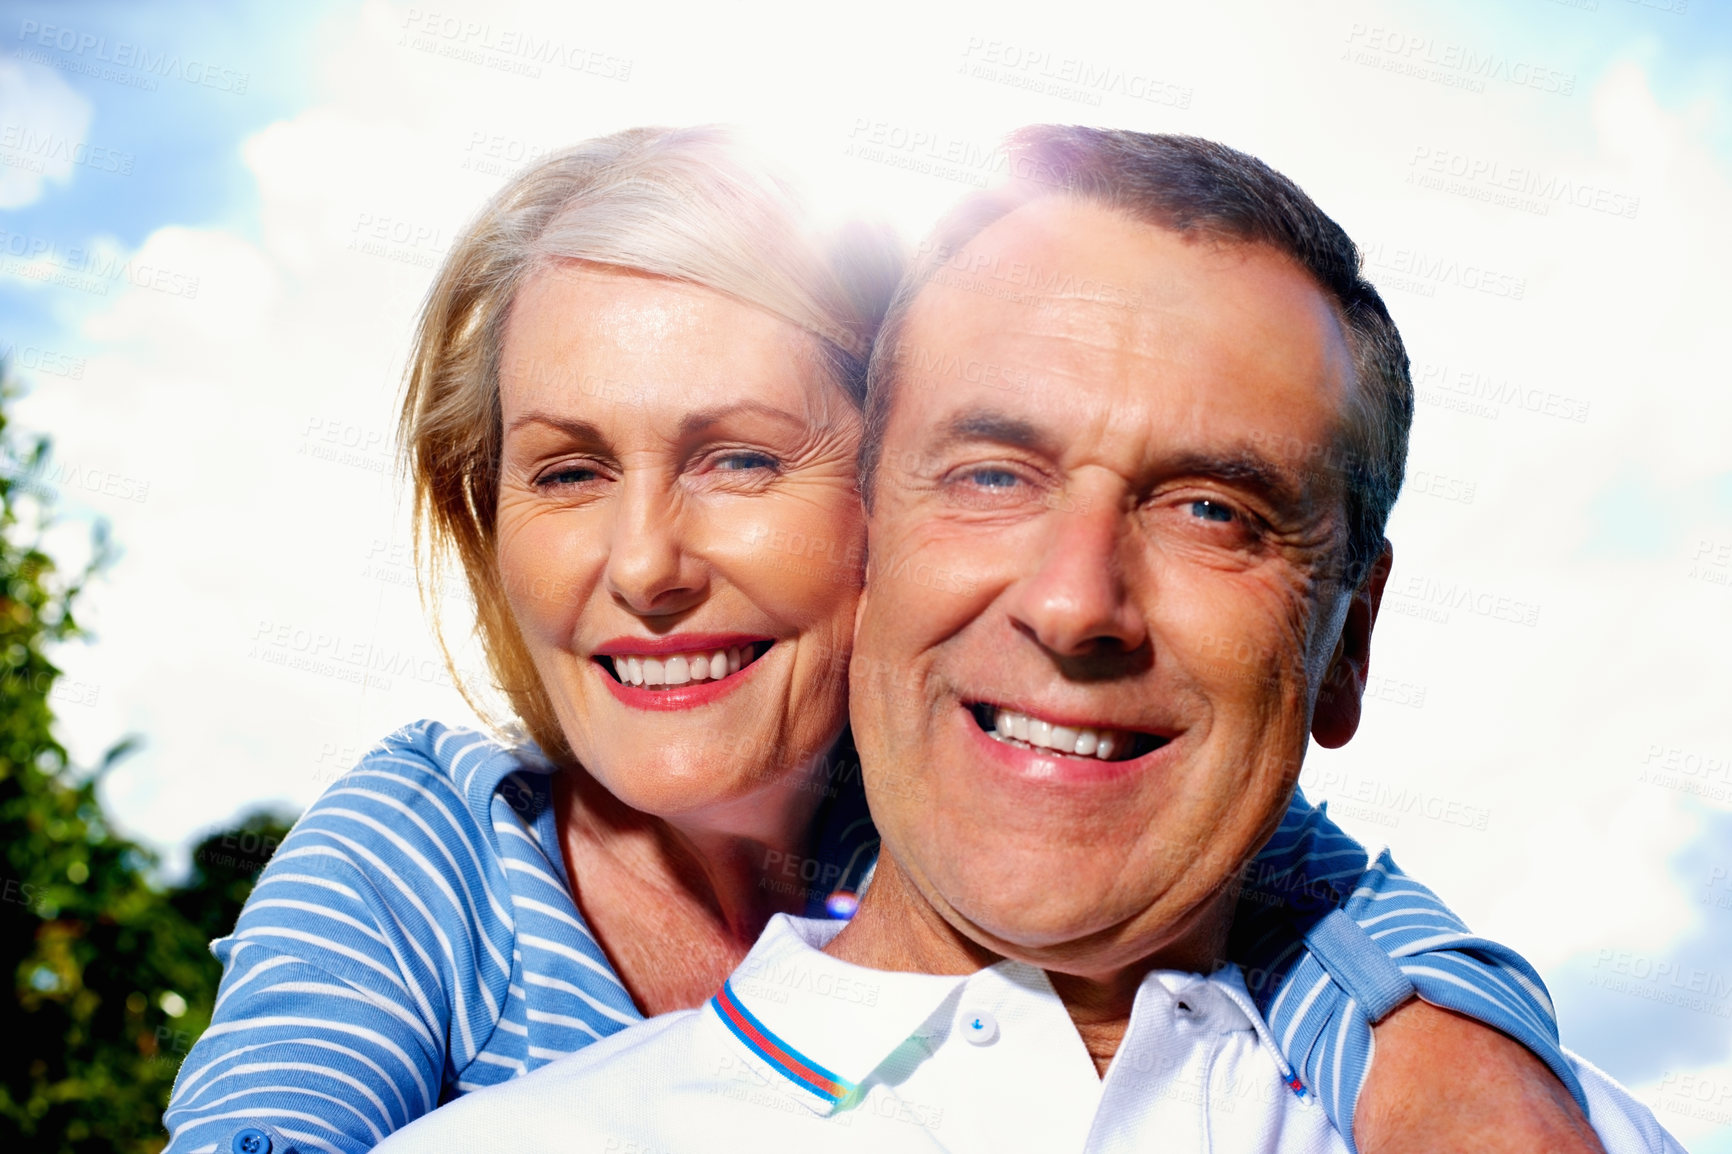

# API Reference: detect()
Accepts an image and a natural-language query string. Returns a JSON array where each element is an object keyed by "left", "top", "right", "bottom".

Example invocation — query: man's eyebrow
[
  {"left": 1160, "top": 449, "right": 1311, "bottom": 506},
  {"left": 929, "top": 412, "right": 1312, "bottom": 503},
  {"left": 931, "top": 409, "right": 1060, "bottom": 456}
]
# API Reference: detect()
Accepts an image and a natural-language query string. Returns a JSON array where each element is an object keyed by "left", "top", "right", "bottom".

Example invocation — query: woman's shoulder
[
  {"left": 268, "top": 719, "right": 553, "bottom": 897},
  {"left": 316, "top": 718, "right": 548, "bottom": 822},
  {"left": 201, "top": 722, "right": 553, "bottom": 1129},
  {"left": 356, "top": 718, "right": 534, "bottom": 782},
  {"left": 228, "top": 721, "right": 549, "bottom": 976}
]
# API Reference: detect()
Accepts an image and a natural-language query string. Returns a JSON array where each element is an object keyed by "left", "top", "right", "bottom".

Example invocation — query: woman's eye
[
  {"left": 1188, "top": 499, "right": 1236, "bottom": 523},
  {"left": 713, "top": 451, "right": 778, "bottom": 472},
  {"left": 535, "top": 464, "right": 602, "bottom": 488}
]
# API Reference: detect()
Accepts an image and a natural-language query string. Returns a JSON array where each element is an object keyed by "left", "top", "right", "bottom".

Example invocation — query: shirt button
[
  {"left": 1175, "top": 981, "right": 1209, "bottom": 1019},
  {"left": 961, "top": 1010, "right": 998, "bottom": 1045},
  {"left": 232, "top": 1129, "right": 272, "bottom": 1154}
]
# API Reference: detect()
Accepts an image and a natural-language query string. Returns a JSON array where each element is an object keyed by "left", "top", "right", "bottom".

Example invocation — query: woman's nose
[{"left": 602, "top": 478, "right": 709, "bottom": 616}]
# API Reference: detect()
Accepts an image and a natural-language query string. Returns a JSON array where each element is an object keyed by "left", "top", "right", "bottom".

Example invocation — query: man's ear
[{"left": 1311, "top": 539, "right": 1394, "bottom": 750}]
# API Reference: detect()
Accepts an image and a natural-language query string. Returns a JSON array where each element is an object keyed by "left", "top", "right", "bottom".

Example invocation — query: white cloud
[{"left": 0, "top": 55, "right": 93, "bottom": 208}]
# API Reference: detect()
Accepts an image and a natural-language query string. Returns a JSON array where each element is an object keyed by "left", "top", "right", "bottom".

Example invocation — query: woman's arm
[
  {"left": 163, "top": 724, "right": 518, "bottom": 1153},
  {"left": 163, "top": 948, "right": 442, "bottom": 1152},
  {"left": 1235, "top": 788, "right": 1595, "bottom": 1153}
]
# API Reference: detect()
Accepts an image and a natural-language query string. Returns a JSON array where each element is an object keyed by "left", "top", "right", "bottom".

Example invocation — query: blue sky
[{"left": 1, "top": 1, "right": 337, "bottom": 341}]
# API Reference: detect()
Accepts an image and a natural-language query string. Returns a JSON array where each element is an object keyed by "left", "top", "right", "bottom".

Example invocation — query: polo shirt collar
[
  {"left": 711, "top": 914, "right": 973, "bottom": 1116},
  {"left": 1206, "top": 961, "right": 1309, "bottom": 1094},
  {"left": 710, "top": 915, "right": 1304, "bottom": 1119}
]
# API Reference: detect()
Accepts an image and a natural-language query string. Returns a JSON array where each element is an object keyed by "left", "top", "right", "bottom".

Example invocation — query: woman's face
[{"left": 495, "top": 263, "right": 865, "bottom": 830}]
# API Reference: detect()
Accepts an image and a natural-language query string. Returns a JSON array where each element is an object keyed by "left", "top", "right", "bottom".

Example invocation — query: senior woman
[{"left": 163, "top": 126, "right": 1586, "bottom": 1154}]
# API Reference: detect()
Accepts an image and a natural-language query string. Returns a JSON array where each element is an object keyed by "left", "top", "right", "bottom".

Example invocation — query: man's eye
[
  {"left": 963, "top": 467, "right": 1021, "bottom": 489},
  {"left": 1188, "top": 499, "right": 1236, "bottom": 523}
]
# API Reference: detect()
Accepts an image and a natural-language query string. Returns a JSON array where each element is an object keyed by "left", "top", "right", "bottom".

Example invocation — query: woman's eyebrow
[
  {"left": 506, "top": 411, "right": 609, "bottom": 443},
  {"left": 677, "top": 400, "right": 811, "bottom": 437},
  {"left": 506, "top": 401, "right": 819, "bottom": 447}
]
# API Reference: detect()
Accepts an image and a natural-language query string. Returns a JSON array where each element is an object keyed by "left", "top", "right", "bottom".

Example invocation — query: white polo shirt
[{"left": 377, "top": 915, "right": 1684, "bottom": 1154}]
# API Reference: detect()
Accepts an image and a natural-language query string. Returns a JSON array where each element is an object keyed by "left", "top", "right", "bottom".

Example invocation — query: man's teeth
[
  {"left": 990, "top": 707, "right": 1126, "bottom": 760},
  {"left": 611, "top": 646, "right": 751, "bottom": 688}
]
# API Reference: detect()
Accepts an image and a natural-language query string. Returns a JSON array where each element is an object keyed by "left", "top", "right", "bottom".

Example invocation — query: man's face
[{"left": 852, "top": 198, "right": 1362, "bottom": 977}]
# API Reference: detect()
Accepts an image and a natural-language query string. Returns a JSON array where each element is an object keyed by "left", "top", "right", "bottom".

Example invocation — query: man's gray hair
[{"left": 860, "top": 126, "right": 1413, "bottom": 586}]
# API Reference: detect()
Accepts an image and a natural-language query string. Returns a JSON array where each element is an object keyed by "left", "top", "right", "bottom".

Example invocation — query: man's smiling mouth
[{"left": 967, "top": 702, "right": 1170, "bottom": 762}]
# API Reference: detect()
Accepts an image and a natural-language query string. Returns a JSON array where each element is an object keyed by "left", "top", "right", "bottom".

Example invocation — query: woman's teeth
[
  {"left": 988, "top": 706, "right": 1131, "bottom": 761},
  {"left": 611, "top": 646, "right": 753, "bottom": 688}
]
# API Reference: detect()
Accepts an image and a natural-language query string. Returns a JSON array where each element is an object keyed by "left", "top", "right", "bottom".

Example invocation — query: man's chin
[{"left": 931, "top": 870, "right": 1233, "bottom": 977}]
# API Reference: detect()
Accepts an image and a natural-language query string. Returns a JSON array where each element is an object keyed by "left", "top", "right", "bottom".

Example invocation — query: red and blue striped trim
[{"left": 711, "top": 978, "right": 858, "bottom": 1104}]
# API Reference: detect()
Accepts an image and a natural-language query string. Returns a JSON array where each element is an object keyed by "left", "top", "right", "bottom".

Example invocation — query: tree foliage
[{"left": 0, "top": 360, "right": 293, "bottom": 1151}]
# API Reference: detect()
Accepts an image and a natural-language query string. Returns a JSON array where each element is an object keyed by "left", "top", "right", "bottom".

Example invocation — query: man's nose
[
  {"left": 1004, "top": 499, "right": 1147, "bottom": 658},
  {"left": 602, "top": 477, "right": 708, "bottom": 616}
]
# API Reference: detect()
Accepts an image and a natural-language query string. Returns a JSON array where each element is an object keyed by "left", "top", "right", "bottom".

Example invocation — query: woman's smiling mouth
[
  {"left": 591, "top": 636, "right": 776, "bottom": 709},
  {"left": 599, "top": 641, "right": 772, "bottom": 688}
]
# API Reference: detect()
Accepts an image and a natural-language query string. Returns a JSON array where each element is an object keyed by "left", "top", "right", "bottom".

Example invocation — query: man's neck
[
  {"left": 825, "top": 855, "right": 1232, "bottom": 1076},
  {"left": 823, "top": 853, "right": 998, "bottom": 977}
]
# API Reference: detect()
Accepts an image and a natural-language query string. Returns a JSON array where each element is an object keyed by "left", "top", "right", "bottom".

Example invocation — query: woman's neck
[{"left": 551, "top": 750, "right": 835, "bottom": 1016}]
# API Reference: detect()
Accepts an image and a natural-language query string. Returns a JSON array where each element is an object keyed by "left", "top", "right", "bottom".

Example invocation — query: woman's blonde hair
[{"left": 399, "top": 125, "right": 901, "bottom": 760}]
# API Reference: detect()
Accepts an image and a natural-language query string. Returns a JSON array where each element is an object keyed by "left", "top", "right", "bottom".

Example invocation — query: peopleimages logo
[
  {"left": 0, "top": 229, "right": 201, "bottom": 299},
  {"left": 956, "top": 37, "right": 1193, "bottom": 110},
  {"left": 1384, "top": 572, "right": 1541, "bottom": 627},
  {"left": 15, "top": 19, "right": 250, "bottom": 93},
  {"left": 1360, "top": 241, "right": 1526, "bottom": 301},
  {"left": 1588, "top": 949, "right": 1732, "bottom": 1017},
  {"left": 0, "top": 124, "right": 135, "bottom": 176},
  {"left": 397, "top": 9, "right": 632, "bottom": 82},
  {"left": 1408, "top": 146, "right": 1640, "bottom": 220},
  {"left": 842, "top": 120, "right": 1002, "bottom": 189},
  {"left": 1343, "top": 23, "right": 1576, "bottom": 96},
  {"left": 1410, "top": 360, "right": 1591, "bottom": 424},
  {"left": 0, "top": 341, "right": 86, "bottom": 381}
]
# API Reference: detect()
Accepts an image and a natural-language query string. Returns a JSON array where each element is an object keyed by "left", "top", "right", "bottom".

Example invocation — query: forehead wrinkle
[
  {"left": 899, "top": 292, "right": 1166, "bottom": 428},
  {"left": 504, "top": 267, "right": 851, "bottom": 449},
  {"left": 933, "top": 200, "right": 1353, "bottom": 393},
  {"left": 887, "top": 200, "right": 1356, "bottom": 510}
]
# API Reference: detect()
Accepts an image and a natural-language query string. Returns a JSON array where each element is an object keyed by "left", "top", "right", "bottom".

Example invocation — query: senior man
[{"left": 378, "top": 129, "right": 1682, "bottom": 1154}]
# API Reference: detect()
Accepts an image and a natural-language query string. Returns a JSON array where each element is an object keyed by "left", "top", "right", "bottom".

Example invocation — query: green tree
[{"left": 0, "top": 357, "right": 293, "bottom": 1151}]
